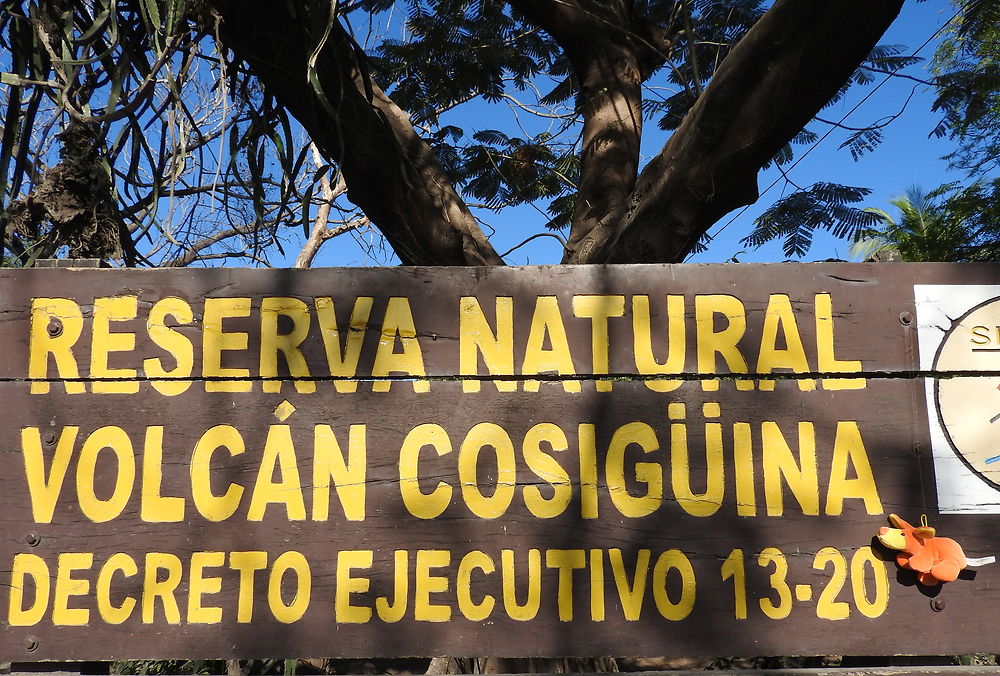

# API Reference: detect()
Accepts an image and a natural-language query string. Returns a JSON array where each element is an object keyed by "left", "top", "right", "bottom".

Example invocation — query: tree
[
  {"left": 932, "top": 0, "right": 1000, "bottom": 177},
  {"left": 0, "top": 1, "right": 907, "bottom": 672},
  {"left": 924, "top": 0, "right": 1000, "bottom": 258},
  {"left": 0, "top": 0, "right": 904, "bottom": 269},
  {"left": 838, "top": 0, "right": 1000, "bottom": 264},
  {"left": 849, "top": 185, "right": 999, "bottom": 262}
]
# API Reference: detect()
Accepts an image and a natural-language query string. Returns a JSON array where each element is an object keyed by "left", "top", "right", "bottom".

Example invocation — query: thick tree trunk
[
  {"left": 566, "top": 44, "right": 643, "bottom": 257},
  {"left": 208, "top": 1, "right": 503, "bottom": 266},
  {"left": 568, "top": 0, "right": 905, "bottom": 264},
  {"left": 506, "top": 0, "right": 646, "bottom": 258}
]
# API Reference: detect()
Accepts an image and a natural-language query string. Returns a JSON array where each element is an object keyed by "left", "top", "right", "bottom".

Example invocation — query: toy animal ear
[
  {"left": 914, "top": 526, "right": 937, "bottom": 538},
  {"left": 889, "top": 513, "right": 912, "bottom": 530}
]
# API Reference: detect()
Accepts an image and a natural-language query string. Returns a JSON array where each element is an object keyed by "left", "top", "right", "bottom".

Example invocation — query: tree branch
[
  {"left": 507, "top": 0, "right": 645, "bottom": 257},
  {"left": 208, "top": 2, "right": 503, "bottom": 266},
  {"left": 161, "top": 226, "right": 246, "bottom": 267},
  {"left": 294, "top": 147, "right": 367, "bottom": 269},
  {"left": 569, "top": 0, "right": 905, "bottom": 263},
  {"left": 505, "top": 0, "right": 593, "bottom": 48}
]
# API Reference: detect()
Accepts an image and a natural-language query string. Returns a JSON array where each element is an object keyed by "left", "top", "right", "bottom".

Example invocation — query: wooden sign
[{"left": 1, "top": 263, "right": 998, "bottom": 660}]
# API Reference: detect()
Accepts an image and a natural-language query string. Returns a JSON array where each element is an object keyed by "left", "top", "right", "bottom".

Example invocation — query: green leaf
[{"left": 74, "top": 7, "right": 113, "bottom": 44}]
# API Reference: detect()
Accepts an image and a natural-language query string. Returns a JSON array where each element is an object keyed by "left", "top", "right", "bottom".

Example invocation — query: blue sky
[{"left": 312, "top": 0, "right": 966, "bottom": 267}]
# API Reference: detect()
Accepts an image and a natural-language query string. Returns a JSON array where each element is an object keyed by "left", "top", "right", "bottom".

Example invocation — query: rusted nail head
[
  {"left": 46, "top": 318, "right": 62, "bottom": 337},
  {"left": 899, "top": 311, "right": 914, "bottom": 326},
  {"left": 930, "top": 598, "right": 946, "bottom": 612},
  {"left": 24, "top": 637, "right": 38, "bottom": 652},
  {"left": 43, "top": 431, "right": 56, "bottom": 445},
  {"left": 25, "top": 532, "right": 40, "bottom": 547}
]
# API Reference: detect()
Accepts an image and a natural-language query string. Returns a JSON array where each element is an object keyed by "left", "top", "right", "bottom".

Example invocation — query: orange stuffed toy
[{"left": 876, "top": 514, "right": 967, "bottom": 586}]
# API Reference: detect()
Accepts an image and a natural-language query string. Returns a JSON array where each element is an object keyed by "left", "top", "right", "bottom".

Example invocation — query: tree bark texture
[
  {"left": 507, "top": 0, "right": 648, "bottom": 257},
  {"left": 568, "top": 0, "right": 906, "bottom": 263},
  {"left": 211, "top": 0, "right": 902, "bottom": 268},
  {"left": 208, "top": 1, "right": 503, "bottom": 266}
]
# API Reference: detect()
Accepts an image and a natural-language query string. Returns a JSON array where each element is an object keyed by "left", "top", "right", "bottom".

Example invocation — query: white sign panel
[{"left": 916, "top": 285, "right": 1000, "bottom": 513}]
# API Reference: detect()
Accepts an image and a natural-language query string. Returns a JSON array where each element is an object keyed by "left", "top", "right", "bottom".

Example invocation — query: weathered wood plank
[
  {"left": 0, "top": 263, "right": 998, "bottom": 660},
  {"left": 8, "top": 671, "right": 1000, "bottom": 676}
]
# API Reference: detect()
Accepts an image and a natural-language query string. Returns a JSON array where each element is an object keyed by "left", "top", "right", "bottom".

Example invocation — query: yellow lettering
[
  {"left": 522, "top": 296, "right": 579, "bottom": 393},
  {"left": 826, "top": 421, "right": 882, "bottom": 515},
  {"left": 372, "top": 297, "right": 428, "bottom": 393},
  {"left": 670, "top": 409, "right": 724, "bottom": 517},
  {"left": 578, "top": 424, "right": 599, "bottom": 519},
  {"left": 606, "top": 422, "right": 662, "bottom": 517},
  {"left": 28, "top": 298, "right": 84, "bottom": 394},
  {"left": 609, "top": 549, "right": 650, "bottom": 621},
  {"left": 141, "top": 426, "right": 185, "bottom": 522},
  {"left": 312, "top": 424, "right": 366, "bottom": 521},
  {"left": 457, "top": 550, "right": 495, "bottom": 621},
  {"left": 97, "top": 552, "right": 137, "bottom": 624},
  {"left": 336, "top": 550, "right": 373, "bottom": 623},
  {"left": 460, "top": 296, "right": 515, "bottom": 393},
  {"left": 143, "top": 552, "right": 182, "bottom": 624},
  {"left": 590, "top": 549, "right": 604, "bottom": 621},
  {"left": 414, "top": 550, "right": 451, "bottom": 622},
  {"left": 248, "top": 425, "right": 306, "bottom": 521},
  {"left": 144, "top": 297, "right": 194, "bottom": 396},
  {"left": 971, "top": 325, "right": 991, "bottom": 345},
  {"left": 763, "top": 422, "right": 819, "bottom": 516},
  {"left": 573, "top": 295, "right": 624, "bottom": 392},
  {"left": 695, "top": 295, "right": 753, "bottom": 392},
  {"left": 260, "top": 297, "right": 315, "bottom": 394},
  {"left": 202, "top": 297, "right": 252, "bottom": 392},
  {"left": 268, "top": 551, "right": 310, "bottom": 623},
  {"left": 522, "top": 423, "right": 571, "bottom": 518},
  {"left": 77, "top": 426, "right": 135, "bottom": 523},
  {"left": 816, "top": 294, "right": 866, "bottom": 390},
  {"left": 399, "top": 424, "right": 452, "bottom": 519},
  {"left": 315, "top": 297, "right": 373, "bottom": 394},
  {"left": 375, "top": 551, "right": 408, "bottom": 623},
  {"left": 90, "top": 296, "right": 139, "bottom": 394},
  {"left": 756, "top": 294, "right": 815, "bottom": 391},
  {"left": 733, "top": 422, "right": 756, "bottom": 516},
  {"left": 651, "top": 550, "right": 695, "bottom": 621},
  {"left": 187, "top": 551, "right": 225, "bottom": 623},
  {"left": 9, "top": 553, "right": 50, "bottom": 626},
  {"left": 52, "top": 552, "right": 92, "bottom": 625},
  {"left": 545, "top": 549, "right": 585, "bottom": 621},
  {"left": 229, "top": 551, "right": 267, "bottom": 623},
  {"left": 501, "top": 549, "right": 541, "bottom": 621},
  {"left": 20, "top": 426, "right": 78, "bottom": 523},
  {"left": 191, "top": 425, "right": 245, "bottom": 521},
  {"left": 459, "top": 423, "right": 515, "bottom": 519},
  {"left": 633, "top": 295, "right": 686, "bottom": 392}
]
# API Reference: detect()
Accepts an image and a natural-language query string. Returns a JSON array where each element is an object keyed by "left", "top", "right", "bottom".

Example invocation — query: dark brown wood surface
[{"left": 1, "top": 263, "right": 998, "bottom": 660}]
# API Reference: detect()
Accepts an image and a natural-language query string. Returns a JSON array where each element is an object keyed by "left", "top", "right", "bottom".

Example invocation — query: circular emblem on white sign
[{"left": 934, "top": 296, "right": 1000, "bottom": 489}]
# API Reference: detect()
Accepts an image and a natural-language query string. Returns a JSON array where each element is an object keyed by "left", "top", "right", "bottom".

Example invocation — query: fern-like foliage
[
  {"left": 826, "top": 44, "right": 922, "bottom": 108},
  {"left": 458, "top": 129, "right": 579, "bottom": 217},
  {"left": 0, "top": 0, "right": 936, "bottom": 267},
  {"left": 932, "top": 0, "right": 1000, "bottom": 174},
  {"left": 743, "top": 183, "right": 880, "bottom": 257},
  {"left": 366, "top": 0, "right": 559, "bottom": 125},
  {"left": 839, "top": 127, "right": 884, "bottom": 161},
  {"left": 652, "top": 0, "right": 767, "bottom": 132}
]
